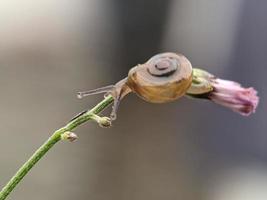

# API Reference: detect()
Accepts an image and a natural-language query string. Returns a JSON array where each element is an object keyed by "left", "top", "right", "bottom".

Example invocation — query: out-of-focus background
[{"left": 0, "top": 0, "right": 266, "bottom": 200}]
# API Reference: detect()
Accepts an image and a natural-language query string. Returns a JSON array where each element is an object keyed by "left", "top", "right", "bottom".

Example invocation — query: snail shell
[{"left": 126, "top": 52, "right": 193, "bottom": 103}]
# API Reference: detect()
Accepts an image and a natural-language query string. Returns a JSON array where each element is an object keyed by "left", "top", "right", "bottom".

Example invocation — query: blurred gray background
[{"left": 0, "top": 0, "right": 266, "bottom": 200}]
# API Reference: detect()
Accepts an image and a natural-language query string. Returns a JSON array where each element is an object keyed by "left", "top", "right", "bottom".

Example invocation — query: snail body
[{"left": 78, "top": 52, "right": 193, "bottom": 119}]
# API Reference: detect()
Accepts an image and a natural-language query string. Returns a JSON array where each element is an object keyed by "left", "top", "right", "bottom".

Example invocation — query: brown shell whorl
[
  {"left": 127, "top": 52, "right": 193, "bottom": 103},
  {"left": 146, "top": 54, "right": 179, "bottom": 77}
]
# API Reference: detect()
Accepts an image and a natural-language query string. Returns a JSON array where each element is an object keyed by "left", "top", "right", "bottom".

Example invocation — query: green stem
[{"left": 0, "top": 95, "right": 114, "bottom": 200}]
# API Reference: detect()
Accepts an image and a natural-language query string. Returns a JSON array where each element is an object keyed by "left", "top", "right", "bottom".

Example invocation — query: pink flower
[{"left": 208, "top": 78, "right": 259, "bottom": 116}]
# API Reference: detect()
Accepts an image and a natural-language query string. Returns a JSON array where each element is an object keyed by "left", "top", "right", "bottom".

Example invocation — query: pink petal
[{"left": 209, "top": 79, "right": 259, "bottom": 116}]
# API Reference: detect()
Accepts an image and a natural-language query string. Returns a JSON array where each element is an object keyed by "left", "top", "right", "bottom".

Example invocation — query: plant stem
[{"left": 0, "top": 95, "right": 114, "bottom": 200}]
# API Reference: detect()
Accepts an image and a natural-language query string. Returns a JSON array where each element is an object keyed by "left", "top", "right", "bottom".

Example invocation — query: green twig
[{"left": 0, "top": 95, "right": 114, "bottom": 200}]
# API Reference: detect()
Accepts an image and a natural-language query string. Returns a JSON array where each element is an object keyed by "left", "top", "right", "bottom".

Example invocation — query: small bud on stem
[
  {"left": 90, "top": 114, "right": 112, "bottom": 128},
  {"left": 61, "top": 131, "right": 78, "bottom": 142}
]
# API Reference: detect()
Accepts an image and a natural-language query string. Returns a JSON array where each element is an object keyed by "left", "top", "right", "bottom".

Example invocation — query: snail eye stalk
[
  {"left": 77, "top": 78, "right": 131, "bottom": 121},
  {"left": 77, "top": 85, "right": 115, "bottom": 99}
]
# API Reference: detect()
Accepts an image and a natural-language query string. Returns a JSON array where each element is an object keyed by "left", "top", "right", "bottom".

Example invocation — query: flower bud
[
  {"left": 187, "top": 69, "right": 259, "bottom": 116},
  {"left": 61, "top": 131, "right": 78, "bottom": 142},
  {"left": 208, "top": 78, "right": 259, "bottom": 116},
  {"left": 98, "top": 116, "right": 112, "bottom": 128}
]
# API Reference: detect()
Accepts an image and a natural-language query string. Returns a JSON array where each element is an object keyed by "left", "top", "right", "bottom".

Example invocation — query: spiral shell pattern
[
  {"left": 127, "top": 52, "right": 193, "bottom": 103},
  {"left": 147, "top": 54, "right": 178, "bottom": 77}
]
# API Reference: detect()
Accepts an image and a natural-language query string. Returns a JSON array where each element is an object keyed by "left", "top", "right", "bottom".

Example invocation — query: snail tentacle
[
  {"left": 77, "top": 85, "right": 115, "bottom": 99},
  {"left": 77, "top": 78, "right": 132, "bottom": 120}
]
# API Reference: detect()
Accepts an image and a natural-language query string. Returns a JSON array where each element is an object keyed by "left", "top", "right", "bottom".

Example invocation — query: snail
[{"left": 78, "top": 52, "right": 193, "bottom": 120}]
